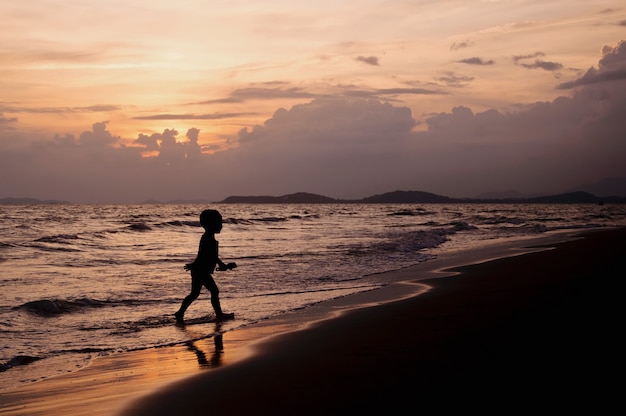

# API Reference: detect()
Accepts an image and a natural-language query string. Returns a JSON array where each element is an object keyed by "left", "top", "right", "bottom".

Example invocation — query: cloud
[
  {"left": 2, "top": 41, "right": 625, "bottom": 202},
  {"left": 519, "top": 60, "right": 563, "bottom": 71},
  {"left": 558, "top": 40, "right": 626, "bottom": 89},
  {"left": 231, "top": 87, "right": 316, "bottom": 100},
  {"left": 134, "top": 128, "right": 202, "bottom": 162},
  {"left": 512, "top": 52, "right": 545, "bottom": 63},
  {"left": 81, "top": 105, "right": 121, "bottom": 112},
  {"left": 450, "top": 40, "right": 473, "bottom": 50},
  {"left": 355, "top": 56, "right": 380, "bottom": 66},
  {"left": 435, "top": 72, "right": 475, "bottom": 88},
  {"left": 513, "top": 52, "right": 563, "bottom": 73},
  {"left": 561, "top": 67, "right": 626, "bottom": 88},
  {"left": 193, "top": 84, "right": 443, "bottom": 107},
  {"left": 344, "top": 88, "right": 443, "bottom": 99},
  {"left": 78, "top": 121, "right": 120, "bottom": 147},
  {"left": 133, "top": 112, "right": 257, "bottom": 120},
  {"left": 0, "top": 105, "right": 121, "bottom": 114},
  {"left": 193, "top": 87, "right": 317, "bottom": 105},
  {"left": 222, "top": 78, "right": 625, "bottom": 198},
  {"left": 457, "top": 57, "right": 495, "bottom": 65}
]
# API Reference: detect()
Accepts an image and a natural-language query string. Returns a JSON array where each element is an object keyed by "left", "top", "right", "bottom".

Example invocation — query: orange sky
[{"left": 2, "top": 1, "right": 626, "bottom": 202}]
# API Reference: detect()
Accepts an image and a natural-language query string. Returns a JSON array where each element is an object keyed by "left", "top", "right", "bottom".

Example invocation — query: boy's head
[{"left": 199, "top": 209, "right": 223, "bottom": 233}]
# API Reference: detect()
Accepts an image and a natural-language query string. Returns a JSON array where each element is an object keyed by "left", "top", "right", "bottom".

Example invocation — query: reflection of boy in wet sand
[{"left": 175, "top": 209, "right": 236, "bottom": 324}]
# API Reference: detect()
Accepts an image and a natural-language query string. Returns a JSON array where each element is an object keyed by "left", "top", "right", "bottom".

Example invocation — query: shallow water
[{"left": 1, "top": 202, "right": 624, "bottom": 391}]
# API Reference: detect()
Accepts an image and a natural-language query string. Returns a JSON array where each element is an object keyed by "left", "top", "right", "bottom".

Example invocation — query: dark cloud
[
  {"left": 434, "top": 72, "right": 474, "bottom": 88},
  {"left": 513, "top": 52, "right": 563, "bottom": 72},
  {"left": 78, "top": 121, "right": 120, "bottom": 147},
  {"left": 557, "top": 67, "right": 626, "bottom": 89},
  {"left": 355, "top": 56, "right": 380, "bottom": 66},
  {"left": 134, "top": 128, "right": 202, "bottom": 162},
  {"left": 457, "top": 57, "right": 495, "bottom": 65},
  {"left": 558, "top": 40, "right": 626, "bottom": 89},
  {"left": 599, "top": 40, "right": 626, "bottom": 69},
  {"left": 450, "top": 40, "right": 473, "bottom": 50},
  {"left": 513, "top": 52, "right": 545, "bottom": 63},
  {"left": 344, "top": 88, "right": 443, "bottom": 99},
  {"left": 376, "top": 88, "right": 441, "bottom": 95},
  {"left": 231, "top": 87, "right": 316, "bottom": 100},
  {"left": 133, "top": 112, "right": 256, "bottom": 120},
  {"left": 193, "top": 84, "right": 441, "bottom": 107},
  {"left": 193, "top": 87, "right": 317, "bottom": 105},
  {"left": 519, "top": 60, "right": 563, "bottom": 71},
  {"left": 338, "top": 88, "right": 447, "bottom": 101},
  {"left": 81, "top": 105, "right": 121, "bottom": 112}
]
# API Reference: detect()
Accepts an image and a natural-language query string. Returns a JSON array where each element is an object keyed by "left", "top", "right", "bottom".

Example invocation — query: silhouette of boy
[{"left": 175, "top": 209, "right": 236, "bottom": 324}]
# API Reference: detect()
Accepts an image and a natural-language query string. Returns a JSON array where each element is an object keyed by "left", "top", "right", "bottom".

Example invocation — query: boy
[{"left": 175, "top": 209, "right": 236, "bottom": 324}]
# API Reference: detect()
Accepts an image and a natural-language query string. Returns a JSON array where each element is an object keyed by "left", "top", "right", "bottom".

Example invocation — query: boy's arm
[{"left": 217, "top": 258, "right": 237, "bottom": 271}]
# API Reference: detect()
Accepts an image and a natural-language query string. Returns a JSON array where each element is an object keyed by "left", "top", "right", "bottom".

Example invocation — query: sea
[{"left": 1, "top": 202, "right": 625, "bottom": 392}]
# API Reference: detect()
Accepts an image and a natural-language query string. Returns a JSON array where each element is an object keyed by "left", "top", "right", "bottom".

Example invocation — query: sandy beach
[{"left": 2, "top": 228, "right": 624, "bottom": 415}]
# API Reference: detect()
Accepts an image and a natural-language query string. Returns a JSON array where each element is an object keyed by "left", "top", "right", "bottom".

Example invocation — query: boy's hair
[{"left": 199, "top": 209, "right": 222, "bottom": 229}]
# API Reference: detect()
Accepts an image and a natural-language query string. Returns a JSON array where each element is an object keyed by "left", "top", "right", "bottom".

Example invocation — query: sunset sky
[{"left": 2, "top": 0, "right": 625, "bottom": 203}]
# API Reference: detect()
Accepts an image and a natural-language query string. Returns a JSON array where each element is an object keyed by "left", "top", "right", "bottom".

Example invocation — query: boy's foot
[
  {"left": 216, "top": 312, "right": 235, "bottom": 321},
  {"left": 174, "top": 311, "right": 184, "bottom": 324}
]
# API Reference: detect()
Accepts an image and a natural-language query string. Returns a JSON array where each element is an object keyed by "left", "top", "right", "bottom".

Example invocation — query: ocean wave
[
  {"left": 253, "top": 216, "right": 289, "bottom": 223},
  {"left": 473, "top": 215, "right": 525, "bottom": 225},
  {"left": 30, "top": 233, "right": 84, "bottom": 252},
  {"left": 449, "top": 221, "right": 478, "bottom": 231},
  {"left": 35, "top": 234, "right": 80, "bottom": 243},
  {"left": 225, "top": 218, "right": 254, "bottom": 225},
  {"left": 0, "top": 355, "right": 42, "bottom": 373},
  {"left": 159, "top": 220, "right": 199, "bottom": 227},
  {"left": 126, "top": 222, "right": 152, "bottom": 231},
  {"left": 388, "top": 208, "right": 434, "bottom": 216},
  {"left": 15, "top": 298, "right": 108, "bottom": 316},
  {"left": 30, "top": 244, "right": 83, "bottom": 253}
]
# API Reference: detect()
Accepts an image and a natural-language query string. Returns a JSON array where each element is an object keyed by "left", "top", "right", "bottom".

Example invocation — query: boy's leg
[
  {"left": 203, "top": 276, "right": 224, "bottom": 317},
  {"left": 175, "top": 274, "right": 203, "bottom": 322}
]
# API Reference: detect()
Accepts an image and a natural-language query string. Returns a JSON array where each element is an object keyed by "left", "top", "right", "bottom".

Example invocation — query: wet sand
[{"left": 1, "top": 228, "right": 624, "bottom": 415}]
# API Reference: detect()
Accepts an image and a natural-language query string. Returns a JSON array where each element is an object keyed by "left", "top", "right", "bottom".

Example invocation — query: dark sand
[{"left": 121, "top": 228, "right": 625, "bottom": 414}]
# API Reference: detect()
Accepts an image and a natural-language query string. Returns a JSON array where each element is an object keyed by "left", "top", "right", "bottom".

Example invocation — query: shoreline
[{"left": 1, "top": 228, "right": 623, "bottom": 414}]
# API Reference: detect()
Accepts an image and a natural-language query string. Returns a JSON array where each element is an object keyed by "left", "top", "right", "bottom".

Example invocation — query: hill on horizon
[
  {"left": 217, "top": 190, "right": 625, "bottom": 204},
  {"left": 220, "top": 192, "right": 338, "bottom": 204},
  {"left": 2, "top": 187, "right": 625, "bottom": 205}
]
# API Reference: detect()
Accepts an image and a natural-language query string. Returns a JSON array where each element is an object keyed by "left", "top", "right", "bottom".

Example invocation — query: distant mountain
[
  {"left": 524, "top": 191, "right": 624, "bottom": 204},
  {"left": 220, "top": 192, "right": 338, "bottom": 204},
  {"left": 361, "top": 190, "right": 452, "bottom": 203},
  {"left": 4, "top": 189, "right": 625, "bottom": 205},
  {"left": 567, "top": 177, "right": 626, "bottom": 198},
  {"left": 219, "top": 190, "right": 625, "bottom": 204}
]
